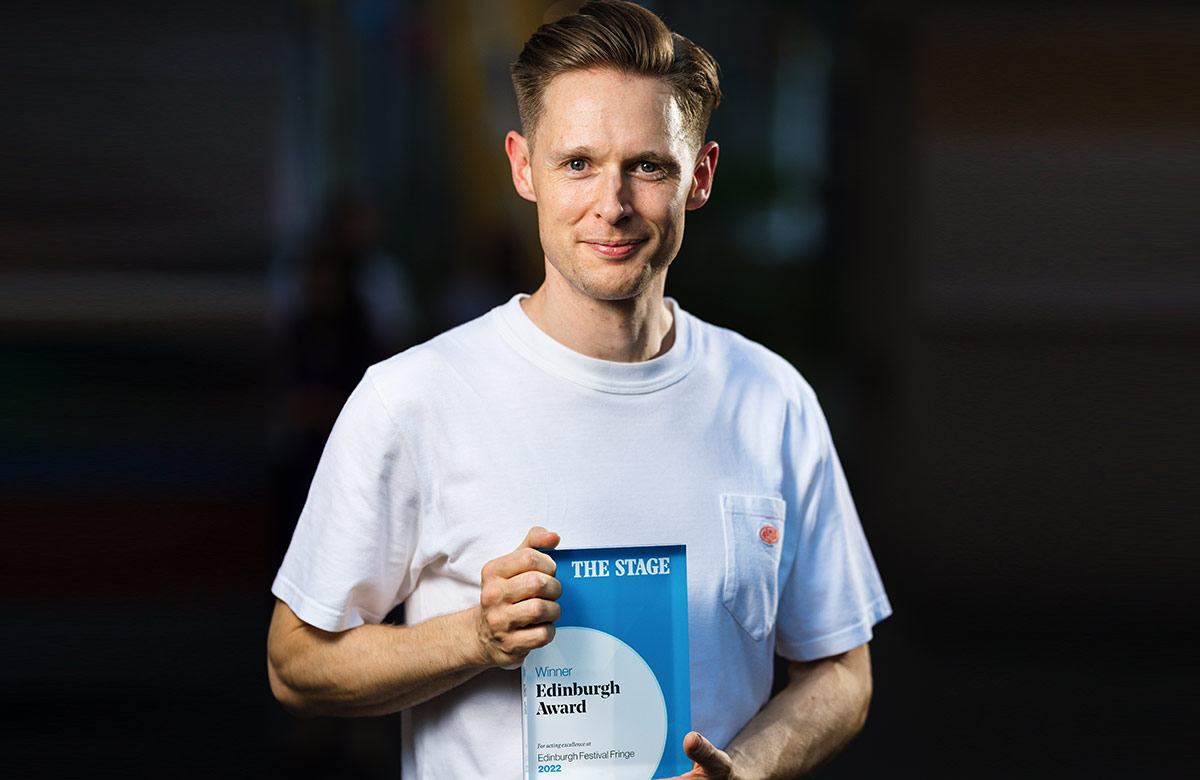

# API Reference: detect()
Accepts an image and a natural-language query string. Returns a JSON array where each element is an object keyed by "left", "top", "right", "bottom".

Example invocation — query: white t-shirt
[{"left": 273, "top": 295, "right": 891, "bottom": 779}]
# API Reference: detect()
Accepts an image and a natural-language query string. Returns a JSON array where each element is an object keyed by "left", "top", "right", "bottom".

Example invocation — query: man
[{"left": 267, "top": 2, "right": 891, "bottom": 778}]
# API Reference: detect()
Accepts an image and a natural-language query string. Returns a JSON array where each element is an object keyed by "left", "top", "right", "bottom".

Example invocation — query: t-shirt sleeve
[
  {"left": 774, "top": 390, "right": 892, "bottom": 661},
  {"left": 271, "top": 367, "right": 422, "bottom": 632}
]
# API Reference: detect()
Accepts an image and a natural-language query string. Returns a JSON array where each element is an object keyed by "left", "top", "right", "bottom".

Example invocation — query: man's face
[{"left": 505, "top": 69, "right": 717, "bottom": 303}]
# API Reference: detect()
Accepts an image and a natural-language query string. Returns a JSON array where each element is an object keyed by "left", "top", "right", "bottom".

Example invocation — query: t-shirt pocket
[{"left": 721, "top": 493, "right": 786, "bottom": 642}]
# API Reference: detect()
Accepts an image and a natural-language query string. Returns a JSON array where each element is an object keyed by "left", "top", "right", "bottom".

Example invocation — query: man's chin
[
  {"left": 571, "top": 272, "right": 660, "bottom": 303},
  {"left": 544, "top": 253, "right": 670, "bottom": 303}
]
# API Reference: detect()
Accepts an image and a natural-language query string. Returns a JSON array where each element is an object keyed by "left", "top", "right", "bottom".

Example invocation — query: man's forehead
[{"left": 535, "top": 69, "right": 690, "bottom": 155}]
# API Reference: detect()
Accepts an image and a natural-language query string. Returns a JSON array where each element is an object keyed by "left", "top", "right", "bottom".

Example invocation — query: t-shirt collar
[{"left": 492, "top": 294, "right": 697, "bottom": 394}]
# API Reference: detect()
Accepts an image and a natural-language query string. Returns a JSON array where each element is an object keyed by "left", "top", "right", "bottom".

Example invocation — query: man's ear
[
  {"left": 505, "top": 131, "right": 537, "bottom": 202},
  {"left": 685, "top": 141, "right": 719, "bottom": 211}
]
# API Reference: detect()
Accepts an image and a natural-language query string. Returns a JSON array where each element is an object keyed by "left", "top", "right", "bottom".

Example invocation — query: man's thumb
[
  {"left": 683, "top": 732, "right": 722, "bottom": 770},
  {"left": 517, "top": 525, "right": 560, "bottom": 551}
]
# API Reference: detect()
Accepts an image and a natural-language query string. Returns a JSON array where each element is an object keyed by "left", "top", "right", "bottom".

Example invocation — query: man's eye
[
  {"left": 567, "top": 159, "right": 587, "bottom": 171},
  {"left": 637, "top": 162, "right": 661, "bottom": 174}
]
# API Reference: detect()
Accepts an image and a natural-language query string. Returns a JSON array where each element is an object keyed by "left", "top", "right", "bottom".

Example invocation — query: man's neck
[{"left": 520, "top": 274, "right": 675, "bottom": 363}]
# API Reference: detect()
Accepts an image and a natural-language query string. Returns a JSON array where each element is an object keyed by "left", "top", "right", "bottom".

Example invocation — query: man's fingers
[
  {"left": 508, "top": 568, "right": 562, "bottom": 600},
  {"left": 485, "top": 594, "right": 562, "bottom": 634},
  {"left": 480, "top": 570, "right": 558, "bottom": 618},
  {"left": 482, "top": 545, "right": 558, "bottom": 582},
  {"left": 492, "top": 622, "right": 557, "bottom": 670},
  {"left": 482, "top": 527, "right": 560, "bottom": 581}
]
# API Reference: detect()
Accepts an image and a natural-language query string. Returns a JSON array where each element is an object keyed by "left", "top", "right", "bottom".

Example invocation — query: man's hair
[{"left": 511, "top": 0, "right": 722, "bottom": 147}]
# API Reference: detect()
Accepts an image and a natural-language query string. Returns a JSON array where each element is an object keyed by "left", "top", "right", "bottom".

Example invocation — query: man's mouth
[{"left": 582, "top": 239, "right": 645, "bottom": 258}]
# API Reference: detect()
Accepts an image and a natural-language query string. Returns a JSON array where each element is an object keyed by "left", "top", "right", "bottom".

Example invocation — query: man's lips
[{"left": 581, "top": 239, "right": 645, "bottom": 258}]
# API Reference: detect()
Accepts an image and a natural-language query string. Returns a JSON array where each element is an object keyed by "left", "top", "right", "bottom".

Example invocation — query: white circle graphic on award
[{"left": 528, "top": 627, "right": 667, "bottom": 779}]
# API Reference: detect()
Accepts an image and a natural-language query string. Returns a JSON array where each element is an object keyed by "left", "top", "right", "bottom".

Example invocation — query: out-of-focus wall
[
  {"left": 838, "top": 2, "right": 1196, "bottom": 775},
  {"left": 1, "top": 1, "right": 281, "bottom": 598},
  {"left": 852, "top": 0, "right": 1196, "bottom": 622}
]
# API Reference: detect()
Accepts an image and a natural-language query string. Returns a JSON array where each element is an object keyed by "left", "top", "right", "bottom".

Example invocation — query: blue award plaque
[{"left": 521, "top": 545, "right": 691, "bottom": 780}]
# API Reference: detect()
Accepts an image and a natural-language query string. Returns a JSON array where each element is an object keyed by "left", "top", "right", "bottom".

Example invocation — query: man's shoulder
[
  {"left": 362, "top": 302, "right": 509, "bottom": 399},
  {"left": 685, "top": 309, "right": 816, "bottom": 399}
]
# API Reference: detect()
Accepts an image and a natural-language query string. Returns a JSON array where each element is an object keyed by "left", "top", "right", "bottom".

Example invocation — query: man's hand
[
  {"left": 476, "top": 526, "right": 562, "bottom": 669},
  {"left": 656, "top": 732, "right": 735, "bottom": 780}
]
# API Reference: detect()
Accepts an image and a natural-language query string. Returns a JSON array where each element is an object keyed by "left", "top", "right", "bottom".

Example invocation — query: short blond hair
[{"left": 511, "top": 0, "right": 721, "bottom": 146}]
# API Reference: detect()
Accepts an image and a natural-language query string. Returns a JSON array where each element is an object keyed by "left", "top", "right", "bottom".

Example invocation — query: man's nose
[{"left": 593, "top": 170, "right": 631, "bottom": 224}]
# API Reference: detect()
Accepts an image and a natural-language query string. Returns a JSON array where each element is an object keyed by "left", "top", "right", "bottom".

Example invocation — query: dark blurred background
[{"left": 2, "top": 1, "right": 1195, "bottom": 777}]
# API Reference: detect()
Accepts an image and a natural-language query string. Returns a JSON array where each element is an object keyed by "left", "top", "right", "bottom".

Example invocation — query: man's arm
[
  {"left": 267, "top": 527, "right": 562, "bottom": 717},
  {"left": 661, "top": 643, "right": 873, "bottom": 780}
]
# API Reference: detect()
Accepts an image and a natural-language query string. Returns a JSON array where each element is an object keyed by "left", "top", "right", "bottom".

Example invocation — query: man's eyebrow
[
  {"left": 631, "top": 151, "right": 682, "bottom": 171},
  {"left": 549, "top": 146, "right": 680, "bottom": 164},
  {"left": 549, "top": 146, "right": 598, "bottom": 163}
]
